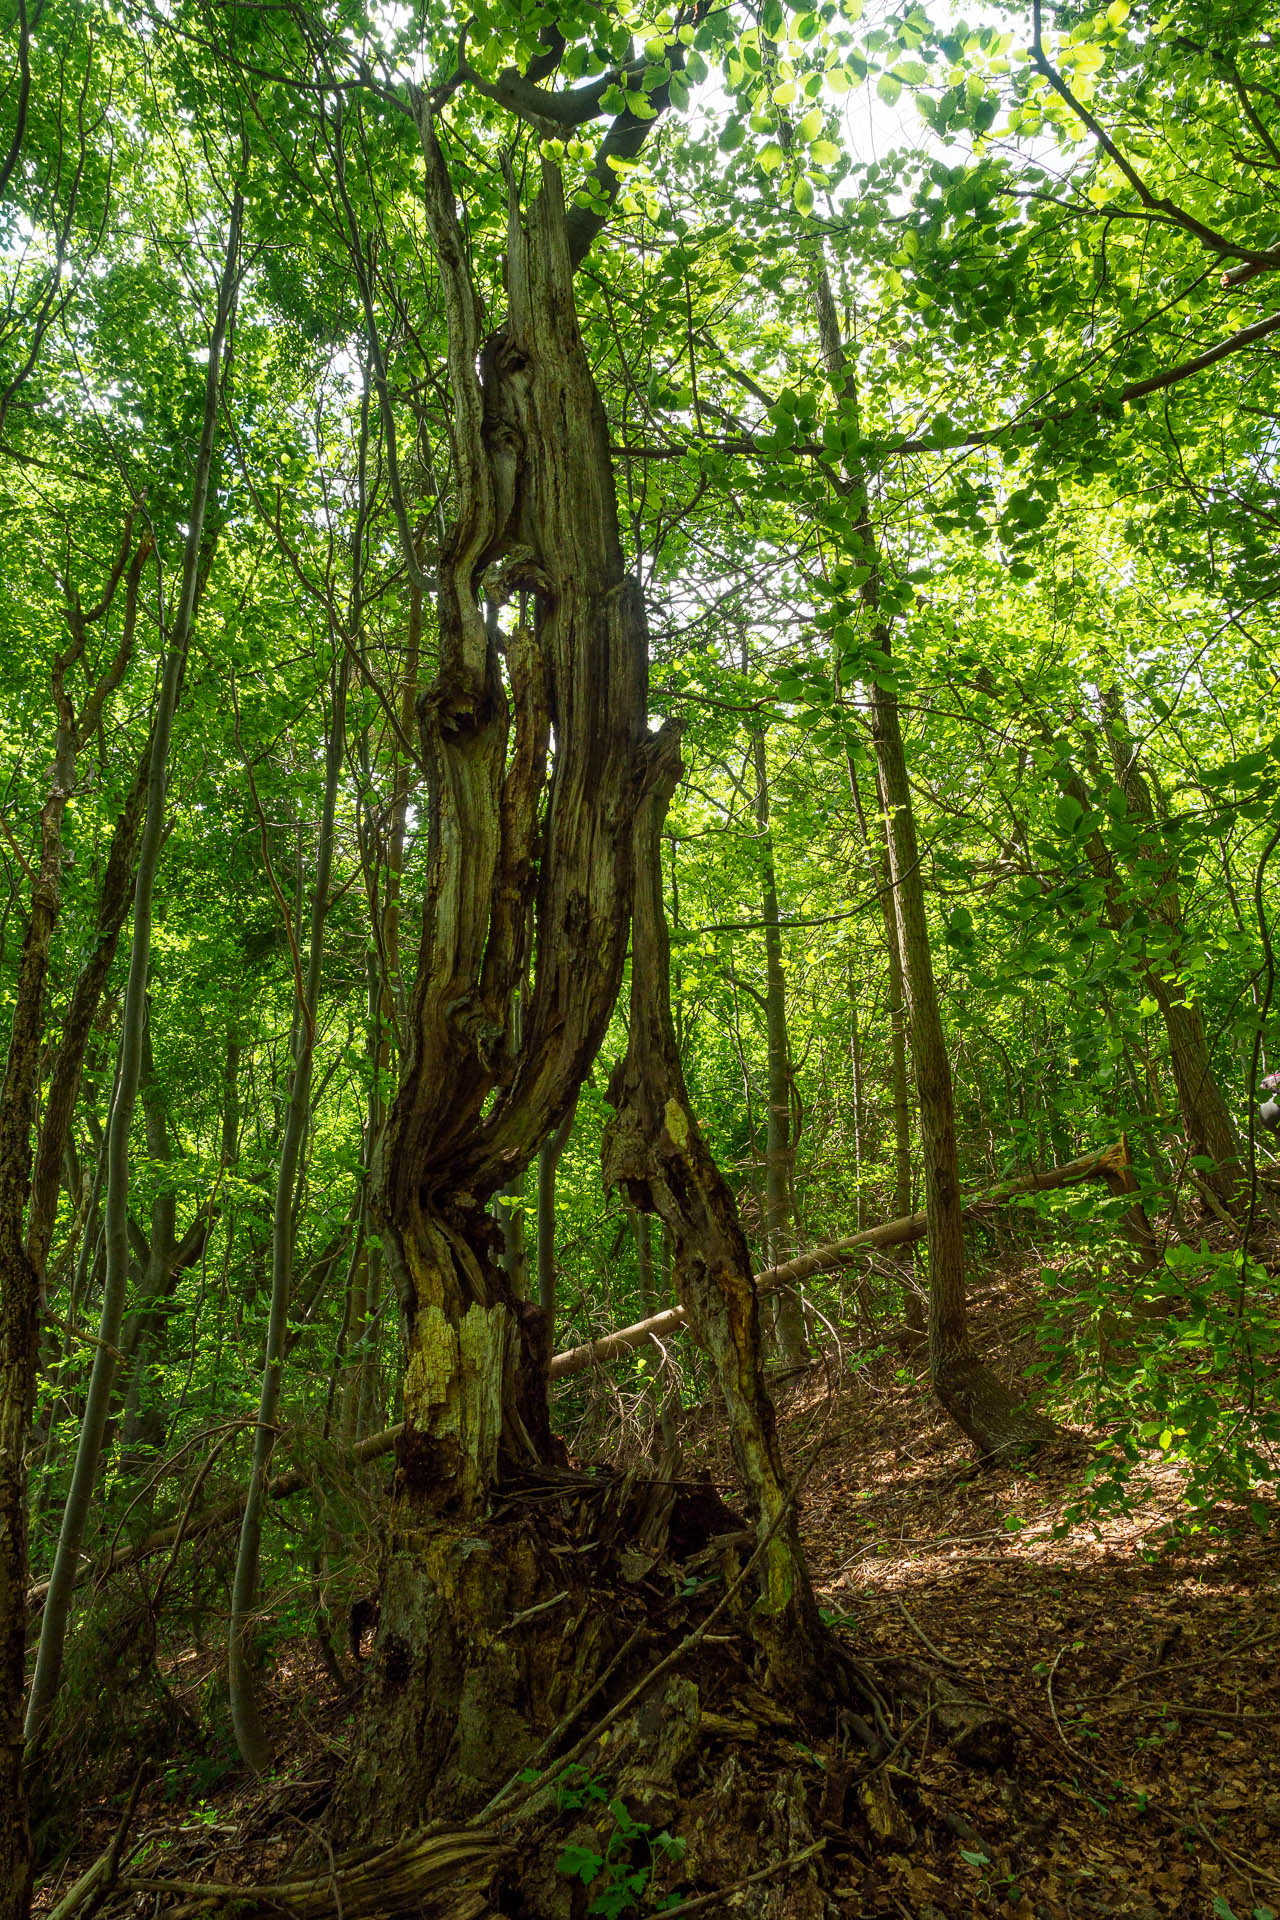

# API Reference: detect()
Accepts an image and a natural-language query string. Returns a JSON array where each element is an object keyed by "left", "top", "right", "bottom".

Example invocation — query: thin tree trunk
[
  {"left": 0, "top": 728, "right": 79, "bottom": 1913},
  {"left": 25, "top": 191, "right": 242, "bottom": 1748},
  {"left": 841, "top": 710, "right": 918, "bottom": 1330},
  {"left": 25, "top": 737, "right": 151, "bottom": 1281},
  {"left": 229, "top": 651, "right": 347, "bottom": 1774},
  {"left": 1043, "top": 704, "right": 1239, "bottom": 1205},
  {"left": 345, "top": 535, "right": 417, "bottom": 1439},
  {"left": 0, "top": 510, "right": 149, "bottom": 1905},
  {"left": 807, "top": 253, "right": 1053, "bottom": 1458},
  {"left": 1100, "top": 685, "right": 1240, "bottom": 1202},
  {"left": 117, "top": 1014, "right": 177, "bottom": 1465},
  {"left": 869, "top": 685, "right": 1054, "bottom": 1452},
  {"left": 745, "top": 672, "right": 807, "bottom": 1367}
]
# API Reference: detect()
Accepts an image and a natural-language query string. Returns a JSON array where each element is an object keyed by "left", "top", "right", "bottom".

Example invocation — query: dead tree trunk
[
  {"left": 603, "top": 730, "right": 825, "bottom": 1691},
  {"left": 332, "top": 80, "right": 836, "bottom": 1824},
  {"left": 338, "top": 135, "right": 662, "bottom": 1831}
]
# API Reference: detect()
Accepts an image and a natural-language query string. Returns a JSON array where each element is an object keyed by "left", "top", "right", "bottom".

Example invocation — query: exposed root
[
  {"left": 86, "top": 1463, "right": 1022, "bottom": 1920},
  {"left": 115, "top": 1830, "right": 507, "bottom": 1919}
]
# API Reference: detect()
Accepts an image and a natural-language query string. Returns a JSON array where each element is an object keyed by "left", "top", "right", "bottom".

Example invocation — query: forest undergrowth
[{"left": 33, "top": 1237, "right": 1280, "bottom": 1920}]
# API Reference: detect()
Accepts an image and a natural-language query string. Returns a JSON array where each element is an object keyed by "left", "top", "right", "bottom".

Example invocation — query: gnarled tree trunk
[
  {"left": 337, "top": 110, "right": 832, "bottom": 1835},
  {"left": 341, "top": 136, "right": 656, "bottom": 1830}
]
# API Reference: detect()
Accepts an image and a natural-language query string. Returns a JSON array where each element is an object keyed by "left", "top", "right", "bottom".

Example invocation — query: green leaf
[
  {"left": 555, "top": 1844, "right": 603, "bottom": 1884},
  {"left": 757, "top": 142, "right": 785, "bottom": 174},
  {"left": 793, "top": 175, "right": 815, "bottom": 215},
  {"left": 796, "top": 106, "right": 824, "bottom": 141},
  {"left": 876, "top": 71, "right": 902, "bottom": 105}
]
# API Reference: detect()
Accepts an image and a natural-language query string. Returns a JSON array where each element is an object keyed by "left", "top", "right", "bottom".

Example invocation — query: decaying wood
[
  {"left": 114, "top": 1830, "right": 508, "bottom": 1920},
  {"left": 376, "top": 128, "right": 650, "bottom": 1528},
  {"left": 602, "top": 726, "right": 825, "bottom": 1690}
]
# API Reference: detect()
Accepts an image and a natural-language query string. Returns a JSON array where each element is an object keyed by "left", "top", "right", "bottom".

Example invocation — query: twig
[
  {"left": 1045, "top": 1646, "right": 1091, "bottom": 1767},
  {"left": 1084, "top": 1625, "right": 1280, "bottom": 1700},
  {"left": 48, "top": 1767, "right": 146, "bottom": 1920},
  {"left": 1191, "top": 1800, "right": 1280, "bottom": 1891},
  {"left": 1095, "top": 1701, "right": 1280, "bottom": 1723},
  {"left": 852, "top": 1707, "right": 933, "bottom": 1785},
  {"left": 0, "top": 812, "right": 35, "bottom": 883},
  {"left": 892, "top": 1595, "right": 966, "bottom": 1671},
  {"left": 653, "top": 1837, "right": 827, "bottom": 1918}
]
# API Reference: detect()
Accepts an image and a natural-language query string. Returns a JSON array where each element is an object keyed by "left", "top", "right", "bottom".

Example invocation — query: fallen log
[
  {"left": 26, "top": 1143, "right": 1132, "bottom": 1610},
  {"left": 554, "top": 1142, "right": 1136, "bottom": 1374}
]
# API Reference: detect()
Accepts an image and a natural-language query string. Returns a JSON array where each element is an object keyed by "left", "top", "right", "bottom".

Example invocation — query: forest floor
[
  {"left": 34, "top": 1250, "right": 1280, "bottom": 1920},
  {"left": 718, "top": 1253, "right": 1280, "bottom": 1920}
]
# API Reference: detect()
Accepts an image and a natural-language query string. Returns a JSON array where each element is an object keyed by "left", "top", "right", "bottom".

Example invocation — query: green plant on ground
[{"left": 554, "top": 1772, "right": 688, "bottom": 1917}]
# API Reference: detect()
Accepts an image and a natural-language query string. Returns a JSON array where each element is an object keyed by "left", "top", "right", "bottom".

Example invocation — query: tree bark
[
  {"left": 603, "top": 729, "right": 825, "bottom": 1690},
  {"left": 535, "top": 1096, "right": 575, "bottom": 1322},
  {"left": 338, "top": 132, "right": 658, "bottom": 1829}
]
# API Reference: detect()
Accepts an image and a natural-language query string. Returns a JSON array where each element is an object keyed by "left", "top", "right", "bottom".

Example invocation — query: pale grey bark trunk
[
  {"left": 25, "top": 191, "right": 242, "bottom": 1747},
  {"left": 229, "top": 650, "right": 348, "bottom": 1774},
  {"left": 117, "top": 1014, "right": 176, "bottom": 1464}
]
